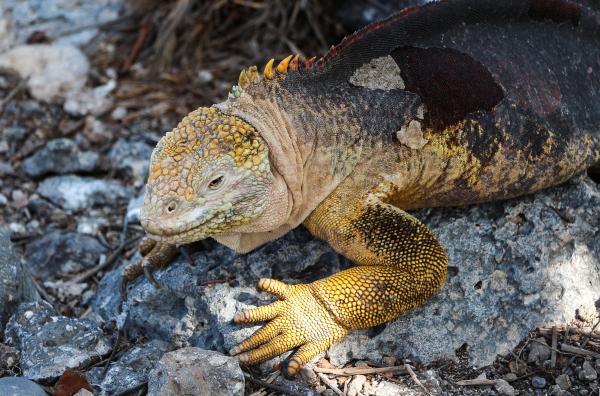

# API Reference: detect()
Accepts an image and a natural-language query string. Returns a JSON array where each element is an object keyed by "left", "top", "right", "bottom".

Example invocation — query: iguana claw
[
  {"left": 120, "top": 237, "right": 177, "bottom": 299},
  {"left": 230, "top": 278, "right": 348, "bottom": 378}
]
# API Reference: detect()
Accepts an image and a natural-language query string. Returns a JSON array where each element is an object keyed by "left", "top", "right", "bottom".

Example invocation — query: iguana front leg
[
  {"left": 230, "top": 186, "right": 448, "bottom": 377},
  {"left": 120, "top": 237, "right": 177, "bottom": 297}
]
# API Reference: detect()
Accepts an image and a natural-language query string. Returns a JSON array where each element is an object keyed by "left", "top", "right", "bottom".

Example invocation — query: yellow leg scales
[{"left": 231, "top": 184, "right": 448, "bottom": 376}]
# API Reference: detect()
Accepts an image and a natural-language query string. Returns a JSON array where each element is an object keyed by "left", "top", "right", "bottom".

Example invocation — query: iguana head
[{"left": 140, "top": 106, "right": 272, "bottom": 244}]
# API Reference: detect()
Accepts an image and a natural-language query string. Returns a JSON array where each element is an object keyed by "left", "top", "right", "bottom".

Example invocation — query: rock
[
  {"left": 83, "top": 116, "right": 114, "bottom": 144},
  {"left": 74, "top": 390, "right": 94, "bottom": 396},
  {"left": 0, "top": 377, "right": 47, "bottom": 396},
  {"left": 0, "top": 192, "right": 7, "bottom": 206},
  {"left": 95, "top": 176, "right": 600, "bottom": 371},
  {"left": 0, "top": 161, "right": 16, "bottom": 176},
  {"left": 37, "top": 175, "right": 132, "bottom": 211},
  {"left": 0, "top": 6, "right": 15, "bottom": 52},
  {"left": 531, "top": 376, "right": 547, "bottom": 389},
  {"left": 21, "top": 138, "right": 99, "bottom": 178},
  {"left": 63, "top": 79, "right": 115, "bottom": 116},
  {"left": 147, "top": 348, "right": 244, "bottom": 396},
  {"left": 0, "top": 343, "right": 20, "bottom": 370},
  {"left": 495, "top": 379, "right": 516, "bottom": 396},
  {"left": 527, "top": 338, "right": 552, "bottom": 365},
  {"left": 374, "top": 380, "right": 420, "bottom": 396},
  {"left": 0, "top": 227, "right": 39, "bottom": 333},
  {"left": 108, "top": 139, "right": 154, "bottom": 187},
  {"left": 76, "top": 216, "right": 108, "bottom": 236},
  {"left": 86, "top": 339, "right": 170, "bottom": 395},
  {"left": 503, "top": 373, "right": 518, "bottom": 382},
  {"left": 329, "top": 176, "right": 600, "bottom": 367},
  {"left": 0, "top": 44, "right": 89, "bottom": 103},
  {"left": 11, "top": 189, "right": 28, "bottom": 209},
  {"left": 4, "top": 301, "right": 112, "bottom": 381},
  {"left": 579, "top": 361, "right": 598, "bottom": 382},
  {"left": 25, "top": 230, "right": 107, "bottom": 277},
  {"left": 550, "top": 385, "right": 564, "bottom": 396},
  {"left": 0, "top": 0, "right": 122, "bottom": 48},
  {"left": 93, "top": 228, "right": 349, "bottom": 357},
  {"left": 125, "top": 190, "right": 144, "bottom": 224},
  {"left": 347, "top": 374, "right": 367, "bottom": 396},
  {"left": 555, "top": 373, "right": 572, "bottom": 390}
]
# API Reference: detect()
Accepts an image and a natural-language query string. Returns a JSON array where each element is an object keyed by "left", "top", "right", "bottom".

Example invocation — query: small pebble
[
  {"left": 11, "top": 189, "right": 28, "bottom": 209},
  {"left": 555, "top": 373, "right": 571, "bottom": 390},
  {"left": 354, "top": 360, "right": 369, "bottom": 368},
  {"left": 0, "top": 193, "right": 7, "bottom": 206},
  {"left": 503, "top": 373, "right": 518, "bottom": 382},
  {"left": 111, "top": 106, "right": 127, "bottom": 120},
  {"left": 9, "top": 222, "right": 26, "bottom": 234},
  {"left": 494, "top": 379, "right": 515, "bottom": 396},
  {"left": 579, "top": 361, "right": 598, "bottom": 382},
  {"left": 549, "top": 384, "right": 563, "bottom": 396},
  {"left": 531, "top": 376, "right": 546, "bottom": 389},
  {"left": 382, "top": 355, "right": 396, "bottom": 366}
]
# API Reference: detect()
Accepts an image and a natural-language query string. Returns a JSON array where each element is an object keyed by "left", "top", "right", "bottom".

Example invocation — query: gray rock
[
  {"left": 4, "top": 301, "right": 112, "bottom": 381},
  {"left": 25, "top": 230, "right": 107, "bottom": 277},
  {"left": 348, "top": 374, "right": 367, "bottom": 396},
  {"left": 0, "top": 0, "right": 122, "bottom": 48},
  {"left": 0, "top": 227, "right": 39, "bottom": 334},
  {"left": 108, "top": 139, "right": 153, "bottom": 187},
  {"left": 527, "top": 338, "right": 552, "bottom": 365},
  {"left": 531, "top": 376, "right": 547, "bottom": 389},
  {"left": 86, "top": 339, "right": 170, "bottom": 395},
  {"left": 63, "top": 80, "right": 115, "bottom": 116},
  {"left": 21, "top": 138, "right": 99, "bottom": 178},
  {"left": 0, "top": 377, "right": 47, "bottom": 396},
  {"left": 95, "top": 176, "right": 600, "bottom": 371},
  {"left": 0, "top": 161, "right": 16, "bottom": 176},
  {"left": 495, "top": 379, "right": 515, "bottom": 396},
  {"left": 579, "top": 361, "right": 598, "bottom": 382},
  {"left": 93, "top": 228, "right": 348, "bottom": 356},
  {"left": 555, "top": 373, "right": 572, "bottom": 390},
  {"left": 374, "top": 380, "right": 419, "bottom": 396},
  {"left": 125, "top": 190, "right": 144, "bottom": 224},
  {"left": 37, "top": 175, "right": 132, "bottom": 211},
  {"left": 147, "top": 347, "right": 244, "bottom": 396}
]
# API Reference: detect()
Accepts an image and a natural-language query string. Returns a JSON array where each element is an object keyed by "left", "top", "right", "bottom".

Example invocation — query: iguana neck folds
[{"left": 214, "top": 87, "right": 353, "bottom": 252}]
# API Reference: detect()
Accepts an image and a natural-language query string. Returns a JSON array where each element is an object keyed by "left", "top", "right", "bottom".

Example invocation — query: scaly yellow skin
[{"left": 229, "top": 177, "right": 447, "bottom": 375}]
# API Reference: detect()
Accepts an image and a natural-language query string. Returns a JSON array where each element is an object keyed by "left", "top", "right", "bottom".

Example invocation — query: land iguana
[{"left": 121, "top": 0, "right": 600, "bottom": 377}]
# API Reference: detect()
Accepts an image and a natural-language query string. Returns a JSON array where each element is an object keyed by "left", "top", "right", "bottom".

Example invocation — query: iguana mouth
[{"left": 144, "top": 210, "right": 220, "bottom": 245}]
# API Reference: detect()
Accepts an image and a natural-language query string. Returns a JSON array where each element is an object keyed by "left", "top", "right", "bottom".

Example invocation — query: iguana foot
[
  {"left": 230, "top": 278, "right": 348, "bottom": 378},
  {"left": 120, "top": 236, "right": 178, "bottom": 298}
]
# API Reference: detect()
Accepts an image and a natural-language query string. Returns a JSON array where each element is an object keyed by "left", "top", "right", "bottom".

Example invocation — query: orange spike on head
[
  {"left": 276, "top": 55, "right": 294, "bottom": 74},
  {"left": 289, "top": 55, "right": 299, "bottom": 71},
  {"left": 263, "top": 58, "right": 275, "bottom": 79}
]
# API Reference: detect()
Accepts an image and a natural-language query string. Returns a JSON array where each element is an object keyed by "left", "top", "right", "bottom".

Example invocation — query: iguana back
[{"left": 256, "top": 0, "right": 600, "bottom": 209}]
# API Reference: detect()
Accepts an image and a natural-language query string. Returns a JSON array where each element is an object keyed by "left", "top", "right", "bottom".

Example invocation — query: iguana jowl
[{"left": 122, "top": 0, "right": 600, "bottom": 377}]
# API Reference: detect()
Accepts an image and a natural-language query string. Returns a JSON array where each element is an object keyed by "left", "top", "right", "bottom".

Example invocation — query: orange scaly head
[{"left": 140, "top": 106, "right": 272, "bottom": 244}]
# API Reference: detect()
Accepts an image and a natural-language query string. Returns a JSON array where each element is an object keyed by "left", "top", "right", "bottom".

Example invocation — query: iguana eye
[{"left": 208, "top": 176, "right": 224, "bottom": 190}]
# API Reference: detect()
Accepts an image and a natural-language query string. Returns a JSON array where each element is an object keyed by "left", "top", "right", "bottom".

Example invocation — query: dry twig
[
  {"left": 314, "top": 365, "right": 407, "bottom": 377},
  {"left": 316, "top": 372, "right": 344, "bottom": 396},
  {"left": 405, "top": 364, "right": 431, "bottom": 396}
]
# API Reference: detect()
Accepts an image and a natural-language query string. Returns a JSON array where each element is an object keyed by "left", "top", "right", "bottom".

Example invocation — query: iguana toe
[
  {"left": 120, "top": 236, "right": 178, "bottom": 298},
  {"left": 230, "top": 278, "right": 348, "bottom": 377}
]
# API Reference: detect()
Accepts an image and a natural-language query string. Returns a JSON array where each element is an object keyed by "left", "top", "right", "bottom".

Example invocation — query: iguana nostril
[{"left": 166, "top": 201, "right": 177, "bottom": 213}]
